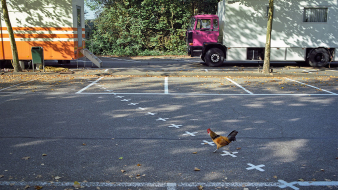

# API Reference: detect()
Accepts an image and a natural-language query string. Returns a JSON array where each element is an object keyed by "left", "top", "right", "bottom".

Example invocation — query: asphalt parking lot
[{"left": 1, "top": 57, "right": 338, "bottom": 190}]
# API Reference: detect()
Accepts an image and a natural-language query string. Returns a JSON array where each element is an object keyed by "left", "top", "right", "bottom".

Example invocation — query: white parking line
[
  {"left": 164, "top": 77, "right": 169, "bottom": 94},
  {"left": 0, "top": 79, "right": 35, "bottom": 92},
  {"left": 1, "top": 180, "right": 337, "bottom": 189},
  {"left": 76, "top": 77, "right": 103, "bottom": 94},
  {"left": 226, "top": 78, "right": 254, "bottom": 94},
  {"left": 76, "top": 92, "right": 338, "bottom": 96},
  {"left": 285, "top": 78, "right": 337, "bottom": 95},
  {"left": 108, "top": 57, "right": 141, "bottom": 63}
]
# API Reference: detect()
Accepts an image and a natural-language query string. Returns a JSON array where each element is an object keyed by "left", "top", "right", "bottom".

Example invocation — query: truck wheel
[
  {"left": 205, "top": 48, "right": 224, "bottom": 67},
  {"left": 308, "top": 48, "right": 329, "bottom": 67}
]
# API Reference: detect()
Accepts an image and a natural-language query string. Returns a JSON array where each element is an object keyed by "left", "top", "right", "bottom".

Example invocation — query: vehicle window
[
  {"left": 196, "top": 19, "right": 211, "bottom": 31},
  {"left": 213, "top": 19, "right": 218, "bottom": 31},
  {"left": 304, "top": 8, "right": 328, "bottom": 22}
]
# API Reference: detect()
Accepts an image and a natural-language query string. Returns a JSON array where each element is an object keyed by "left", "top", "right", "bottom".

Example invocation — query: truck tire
[
  {"left": 205, "top": 48, "right": 224, "bottom": 67},
  {"left": 308, "top": 48, "right": 329, "bottom": 67}
]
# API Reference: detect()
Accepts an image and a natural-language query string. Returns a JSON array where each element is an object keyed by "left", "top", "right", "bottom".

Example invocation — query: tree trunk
[
  {"left": 1, "top": 0, "right": 21, "bottom": 72},
  {"left": 262, "top": 0, "right": 274, "bottom": 74}
]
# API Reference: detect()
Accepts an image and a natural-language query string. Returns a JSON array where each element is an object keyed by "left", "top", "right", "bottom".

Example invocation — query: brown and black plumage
[{"left": 207, "top": 128, "right": 238, "bottom": 152}]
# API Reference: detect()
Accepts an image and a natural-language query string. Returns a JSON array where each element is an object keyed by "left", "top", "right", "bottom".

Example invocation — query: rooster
[{"left": 207, "top": 128, "right": 238, "bottom": 153}]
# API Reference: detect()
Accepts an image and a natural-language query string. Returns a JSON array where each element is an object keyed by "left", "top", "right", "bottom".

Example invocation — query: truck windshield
[
  {"left": 196, "top": 19, "right": 211, "bottom": 30},
  {"left": 187, "top": 17, "right": 196, "bottom": 30}
]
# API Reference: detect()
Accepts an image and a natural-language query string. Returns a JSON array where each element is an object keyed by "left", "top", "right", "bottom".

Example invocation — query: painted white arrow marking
[
  {"left": 156, "top": 118, "right": 169, "bottom": 121},
  {"left": 246, "top": 163, "right": 265, "bottom": 172},
  {"left": 146, "top": 112, "right": 156, "bottom": 115},
  {"left": 183, "top": 131, "right": 198, "bottom": 136},
  {"left": 138, "top": 107, "right": 146, "bottom": 110},
  {"left": 128, "top": 103, "right": 139, "bottom": 105},
  {"left": 115, "top": 96, "right": 124, "bottom": 98},
  {"left": 201, "top": 140, "right": 215, "bottom": 146},
  {"left": 221, "top": 151, "right": 238, "bottom": 157},
  {"left": 121, "top": 99, "right": 131, "bottom": 102},
  {"left": 168, "top": 124, "right": 182, "bottom": 129}
]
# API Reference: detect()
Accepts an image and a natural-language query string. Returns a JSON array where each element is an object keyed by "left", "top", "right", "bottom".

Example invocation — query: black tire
[
  {"left": 205, "top": 48, "right": 224, "bottom": 67},
  {"left": 308, "top": 48, "right": 329, "bottom": 67}
]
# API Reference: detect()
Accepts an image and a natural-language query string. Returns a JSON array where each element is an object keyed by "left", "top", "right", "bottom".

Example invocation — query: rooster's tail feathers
[{"left": 227, "top": 130, "right": 238, "bottom": 142}]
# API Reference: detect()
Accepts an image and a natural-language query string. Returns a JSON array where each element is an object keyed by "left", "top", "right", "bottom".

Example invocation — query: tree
[
  {"left": 1, "top": 0, "right": 21, "bottom": 72},
  {"left": 262, "top": 0, "right": 274, "bottom": 74},
  {"left": 85, "top": 0, "right": 220, "bottom": 56}
]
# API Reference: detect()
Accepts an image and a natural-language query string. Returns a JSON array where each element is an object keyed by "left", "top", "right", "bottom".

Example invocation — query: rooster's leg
[{"left": 213, "top": 149, "right": 218, "bottom": 153}]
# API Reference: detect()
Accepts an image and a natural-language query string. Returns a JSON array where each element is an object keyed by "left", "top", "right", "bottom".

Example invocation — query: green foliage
[{"left": 86, "top": 0, "right": 220, "bottom": 56}]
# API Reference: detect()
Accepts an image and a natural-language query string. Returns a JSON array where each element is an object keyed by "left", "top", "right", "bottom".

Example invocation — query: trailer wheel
[
  {"left": 205, "top": 48, "right": 224, "bottom": 67},
  {"left": 308, "top": 48, "right": 329, "bottom": 67}
]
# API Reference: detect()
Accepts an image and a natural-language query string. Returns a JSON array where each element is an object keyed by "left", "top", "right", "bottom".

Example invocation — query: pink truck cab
[{"left": 186, "top": 15, "right": 226, "bottom": 66}]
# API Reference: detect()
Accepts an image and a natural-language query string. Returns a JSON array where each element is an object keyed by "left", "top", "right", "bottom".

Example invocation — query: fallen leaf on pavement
[
  {"left": 137, "top": 164, "right": 141, "bottom": 167},
  {"left": 54, "top": 176, "right": 62, "bottom": 180},
  {"left": 119, "top": 157, "right": 123, "bottom": 160},
  {"left": 194, "top": 167, "right": 200, "bottom": 171},
  {"left": 42, "top": 154, "right": 47, "bottom": 156},
  {"left": 73, "top": 181, "right": 81, "bottom": 188},
  {"left": 121, "top": 170, "right": 126, "bottom": 173},
  {"left": 22, "top": 156, "right": 30, "bottom": 160},
  {"left": 273, "top": 175, "right": 277, "bottom": 179},
  {"left": 236, "top": 147, "right": 241, "bottom": 150},
  {"left": 192, "top": 152, "right": 197, "bottom": 154},
  {"left": 34, "top": 186, "right": 43, "bottom": 190},
  {"left": 24, "top": 185, "right": 30, "bottom": 189},
  {"left": 298, "top": 179, "right": 304, "bottom": 181},
  {"left": 0, "top": 175, "right": 4, "bottom": 178},
  {"left": 197, "top": 185, "right": 203, "bottom": 190}
]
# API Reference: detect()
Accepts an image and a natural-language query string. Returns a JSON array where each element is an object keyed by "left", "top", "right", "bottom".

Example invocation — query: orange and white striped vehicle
[{"left": 0, "top": 0, "right": 85, "bottom": 63}]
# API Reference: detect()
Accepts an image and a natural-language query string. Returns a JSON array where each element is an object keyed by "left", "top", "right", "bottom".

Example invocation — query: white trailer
[
  {"left": 0, "top": 0, "right": 85, "bottom": 62},
  {"left": 200, "top": 0, "right": 338, "bottom": 67}
]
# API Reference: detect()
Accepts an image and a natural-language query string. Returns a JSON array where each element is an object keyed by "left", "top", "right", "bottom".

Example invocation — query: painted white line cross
[
  {"left": 246, "top": 163, "right": 265, "bottom": 172},
  {"left": 121, "top": 99, "right": 131, "bottom": 102},
  {"left": 221, "top": 151, "right": 238, "bottom": 158},
  {"left": 168, "top": 124, "right": 182, "bottom": 129},
  {"left": 128, "top": 103, "right": 139, "bottom": 105},
  {"left": 138, "top": 107, "right": 146, "bottom": 110},
  {"left": 221, "top": 151, "right": 238, "bottom": 157},
  {"left": 156, "top": 118, "right": 169, "bottom": 121},
  {"left": 146, "top": 112, "right": 156, "bottom": 115},
  {"left": 183, "top": 131, "right": 198, "bottom": 136},
  {"left": 116, "top": 96, "right": 124, "bottom": 98},
  {"left": 201, "top": 140, "right": 215, "bottom": 146},
  {"left": 278, "top": 180, "right": 299, "bottom": 190}
]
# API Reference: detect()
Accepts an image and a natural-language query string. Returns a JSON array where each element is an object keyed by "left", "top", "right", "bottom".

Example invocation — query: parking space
[
  {"left": 87, "top": 77, "right": 166, "bottom": 94},
  {"left": 1, "top": 73, "right": 338, "bottom": 190},
  {"left": 0, "top": 75, "right": 98, "bottom": 94},
  {"left": 1, "top": 74, "right": 337, "bottom": 96},
  {"left": 74, "top": 76, "right": 338, "bottom": 96}
]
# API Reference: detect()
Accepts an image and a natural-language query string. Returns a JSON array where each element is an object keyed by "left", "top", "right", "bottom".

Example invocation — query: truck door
[{"left": 194, "top": 18, "right": 218, "bottom": 46}]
